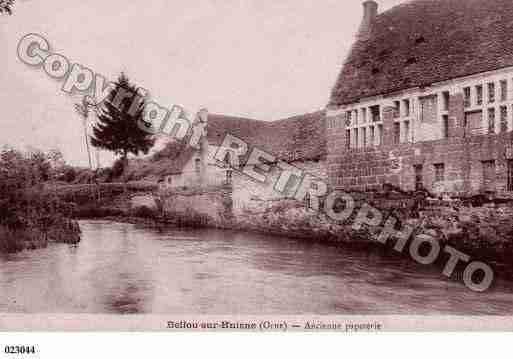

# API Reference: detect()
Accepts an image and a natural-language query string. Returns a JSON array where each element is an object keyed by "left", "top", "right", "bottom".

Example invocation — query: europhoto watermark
[{"left": 17, "top": 33, "right": 495, "bottom": 293}]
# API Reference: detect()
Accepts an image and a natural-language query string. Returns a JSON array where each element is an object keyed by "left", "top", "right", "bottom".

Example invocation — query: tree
[
  {"left": 0, "top": 0, "right": 15, "bottom": 15},
  {"left": 74, "top": 97, "right": 95, "bottom": 169},
  {"left": 90, "top": 73, "right": 155, "bottom": 163}
]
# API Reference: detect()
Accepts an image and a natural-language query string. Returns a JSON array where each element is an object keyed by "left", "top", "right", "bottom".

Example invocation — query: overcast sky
[{"left": 0, "top": 0, "right": 405, "bottom": 166}]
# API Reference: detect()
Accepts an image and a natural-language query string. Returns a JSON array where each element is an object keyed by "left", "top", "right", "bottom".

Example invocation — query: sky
[{"left": 0, "top": 0, "right": 405, "bottom": 166}]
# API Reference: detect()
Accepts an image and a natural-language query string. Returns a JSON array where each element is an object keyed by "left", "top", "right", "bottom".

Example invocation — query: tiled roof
[
  {"left": 329, "top": 0, "right": 513, "bottom": 106},
  {"left": 207, "top": 110, "right": 326, "bottom": 162}
]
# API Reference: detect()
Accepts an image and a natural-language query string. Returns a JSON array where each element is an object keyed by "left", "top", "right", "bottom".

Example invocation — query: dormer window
[
  {"left": 488, "top": 83, "right": 495, "bottom": 103},
  {"left": 463, "top": 87, "right": 471, "bottom": 108},
  {"left": 403, "top": 99, "right": 410, "bottom": 117},
  {"left": 370, "top": 105, "right": 380, "bottom": 122},
  {"left": 476, "top": 85, "right": 483, "bottom": 106},
  {"left": 442, "top": 91, "right": 450, "bottom": 111},
  {"left": 501, "top": 80, "right": 508, "bottom": 102},
  {"left": 393, "top": 101, "right": 400, "bottom": 118}
]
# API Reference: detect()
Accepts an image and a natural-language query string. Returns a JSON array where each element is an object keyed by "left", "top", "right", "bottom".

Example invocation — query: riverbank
[
  {"left": 0, "top": 217, "right": 81, "bottom": 253},
  {"left": 45, "top": 180, "right": 513, "bottom": 280}
]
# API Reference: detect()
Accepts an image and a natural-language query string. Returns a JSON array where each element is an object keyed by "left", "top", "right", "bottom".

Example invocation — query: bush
[
  {"left": 131, "top": 206, "right": 160, "bottom": 219},
  {"left": 0, "top": 148, "right": 82, "bottom": 252},
  {"left": 72, "top": 204, "right": 124, "bottom": 219},
  {"left": 73, "top": 168, "right": 95, "bottom": 184},
  {"left": 63, "top": 167, "right": 77, "bottom": 182},
  {"left": 111, "top": 158, "right": 126, "bottom": 179}
]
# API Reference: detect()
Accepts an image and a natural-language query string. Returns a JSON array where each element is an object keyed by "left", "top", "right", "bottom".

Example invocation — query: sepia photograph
[{"left": 1, "top": 0, "right": 513, "bottom": 335}]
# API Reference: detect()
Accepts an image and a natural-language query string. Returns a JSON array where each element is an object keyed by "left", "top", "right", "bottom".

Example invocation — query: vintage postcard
[{"left": 1, "top": 0, "right": 513, "bottom": 334}]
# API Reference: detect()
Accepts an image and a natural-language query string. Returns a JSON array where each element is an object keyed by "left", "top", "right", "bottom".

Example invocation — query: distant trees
[
  {"left": 0, "top": 147, "right": 80, "bottom": 252},
  {"left": 90, "top": 73, "right": 155, "bottom": 165},
  {"left": 0, "top": 0, "right": 15, "bottom": 15},
  {"left": 0, "top": 147, "right": 65, "bottom": 189}
]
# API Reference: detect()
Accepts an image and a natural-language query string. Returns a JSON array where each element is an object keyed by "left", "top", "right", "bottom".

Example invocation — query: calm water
[{"left": 0, "top": 220, "right": 512, "bottom": 314}]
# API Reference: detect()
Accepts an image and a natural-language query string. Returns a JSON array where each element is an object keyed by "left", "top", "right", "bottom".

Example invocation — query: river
[{"left": 0, "top": 220, "right": 512, "bottom": 314}]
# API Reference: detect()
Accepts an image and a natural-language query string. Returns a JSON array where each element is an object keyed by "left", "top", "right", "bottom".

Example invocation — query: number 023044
[{"left": 4, "top": 346, "right": 36, "bottom": 355}]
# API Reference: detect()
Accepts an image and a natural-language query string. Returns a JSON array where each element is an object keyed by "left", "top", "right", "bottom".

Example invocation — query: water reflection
[{"left": 0, "top": 220, "right": 512, "bottom": 314}]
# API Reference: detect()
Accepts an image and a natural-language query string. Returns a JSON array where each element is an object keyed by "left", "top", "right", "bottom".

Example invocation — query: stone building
[
  {"left": 160, "top": 111, "right": 326, "bottom": 215},
  {"left": 327, "top": 0, "right": 513, "bottom": 197}
]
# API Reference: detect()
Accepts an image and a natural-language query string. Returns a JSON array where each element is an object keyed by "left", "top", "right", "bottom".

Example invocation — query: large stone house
[{"left": 327, "top": 0, "right": 513, "bottom": 197}]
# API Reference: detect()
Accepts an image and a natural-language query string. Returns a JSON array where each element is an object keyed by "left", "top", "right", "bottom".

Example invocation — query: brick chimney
[{"left": 357, "top": 0, "right": 378, "bottom": 41}]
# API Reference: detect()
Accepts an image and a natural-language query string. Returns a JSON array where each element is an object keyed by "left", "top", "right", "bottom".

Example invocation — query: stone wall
[
  {"left": 155, "top": 156, "right": 327, "bottom": 228},
  {"left": 328, "top": 132, "right": 513, "bottom": 196},
  {"left": 231, "top": 159, "right": 327, "bottom": 217},
  {"left": 159, "top": 184, "right": 233, "bottom": 227}
]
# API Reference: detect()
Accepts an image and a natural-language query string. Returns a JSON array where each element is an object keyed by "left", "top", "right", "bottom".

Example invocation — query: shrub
[
  {"left": 62, "top": 167, "right": 77, "bottom": 182},
  {"left": 131, "top": 206, "right": 159, "bottom": 219},
  {"left": 72, "top": 204, "right": 124, "bottom": 219},
  {"left": 111, "top": 158, "right": 126, "bottom": 179}
]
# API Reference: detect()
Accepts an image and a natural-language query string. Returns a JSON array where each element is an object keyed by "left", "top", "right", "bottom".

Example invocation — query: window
[
  {"left": 442, "top": 115, "right": 449, "bottom": 138},
  {"left": 394, "top": 122, "right": 400, "bottom": 144},
  {"left": 224, "top": 152, "right": 231, "bottom": 166},
  {"left": 414, "top": 165, "right": 423, "bottom": 191},
  {"left": 194, "top": 158, "right": 201, "bottom": 173},
  {"left": 488, "top": 82, "right": 495, "bottom": 103},
  {"left": 404, "top": 121, "right": 410, "bottom": 142},
  {"left": 362, "top": 127, "right": 367, "bottom": 147},
  {"left": 508, "top": 160, "right": 513, "bottom": 191},
  {"left": 354, "top": 128, "right": 359, "bottom": 149},
  {"left": 345, "top": 129, "right": 351, "bottom": 149},
  {"left": 393, "top": 101, "right": 400, "bottom": 118},
  {"left": 465, "top": 110, "right": 483, "bottom": 136},
  {"left": 442, "top": 91, "right": 450, "bottom": 111},
  {"left": 346, "top": 111, "right": 352, "bottom": 125},
  {"left": 500, "top": 106, "right": 508, "bottom": 133},
  {"left": 362, "top": 108, "right": 367, "bottom": 123},
  {"left": 420, "top": 94, "right": 438, "bottom": 123},
  {"left": 463, "top": 87, "right": 471, "bottom": 108},
  {"left": 482, "top": 160, "right": 496, "bottom": 192},
  {"left": 370, "top": 126, "right": 375, "bottom": 146},
  {"left": 371, "top": 105, "right": 380, "bottom": 122},
  {"left": 488, "top": 108, "right": 496, "bottom": 134},
  {"left": 403, "top": 99, "right": 410, "bottom": 117},
  {"left": 434, "top": 163, "right": 445, "bottom": 182},
  {"left": 501, "top": 80, "right": 508, "bottom": 102},
  {"left": 476, "top": 85, "right": 483, "bottom": 106}
]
